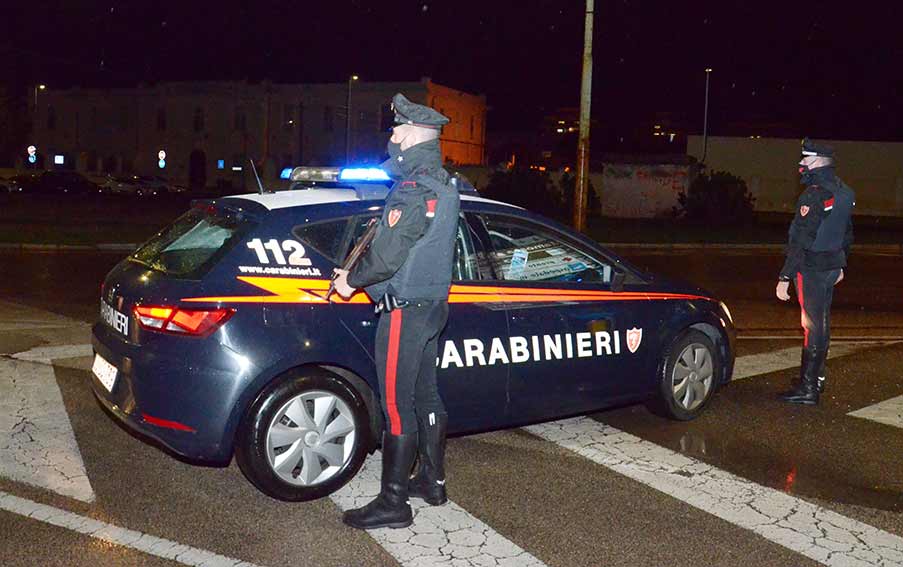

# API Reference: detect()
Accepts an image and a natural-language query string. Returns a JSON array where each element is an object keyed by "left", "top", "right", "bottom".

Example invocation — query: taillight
[{"left": 133, "top": 305, "right": 234, "bottom": 337}]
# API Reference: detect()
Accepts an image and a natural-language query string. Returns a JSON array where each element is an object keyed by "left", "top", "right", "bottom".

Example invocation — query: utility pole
[{"left": 574, "top": 0, "right": 594, "bottom": 233}]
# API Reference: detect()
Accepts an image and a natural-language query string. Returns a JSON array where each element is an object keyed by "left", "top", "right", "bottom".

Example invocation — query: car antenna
[{"left": 249, "top": 158, "right": 266, "bottom": 194}]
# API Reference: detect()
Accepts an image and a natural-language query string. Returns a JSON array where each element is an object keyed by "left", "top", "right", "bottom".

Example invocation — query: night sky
[{"left": 3, "top": 1, "right": 901, "bottom": 143}]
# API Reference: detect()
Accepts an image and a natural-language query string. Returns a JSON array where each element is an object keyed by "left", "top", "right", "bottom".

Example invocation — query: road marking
[
  {"left": 849, "top": 395, "right": 903, "bottom": 430},
  {"left": 331, "top": 453, "right": 548, "bottom": 567},
  {"left": 732, "top": 341, "right": 895, "bottom": 381},
  {"left": 0, "top": 491, "right": 262, "bottom": 567},
  {"left": 0, "top": 356, "right": 95, "bottom": 502},
  {"left": 11, "top": 344, "right": 94, "bottom": 363},
  {"left": 0, "top": 322, "right": 70, "bottom": 331},
  {"left": 526, "top": 418, "right": 903, "bottom": 567}
]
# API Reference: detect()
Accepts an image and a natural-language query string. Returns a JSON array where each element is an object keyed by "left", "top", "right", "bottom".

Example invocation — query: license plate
[{"left": 92, "top": 354, "right": 118, "bottom": 392}]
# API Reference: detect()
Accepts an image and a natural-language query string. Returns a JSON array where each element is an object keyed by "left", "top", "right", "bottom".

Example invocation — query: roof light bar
[
  {"left": 338, "top": 167, "right": 390, "bottom": 182},
  {"left": 280, "top": 167, "right": 293, "bottom": 179},
  {"left": 290, "top": 167, "right": 340, "bottom": 182}
]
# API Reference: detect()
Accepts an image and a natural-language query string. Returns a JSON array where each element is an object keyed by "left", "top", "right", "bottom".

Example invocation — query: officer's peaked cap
[
  {"left": 391, "top": 93, "right": 449, "bottom": 129},
  {"left": 801, "top": 138, "right": 835, "bottom": 158}
]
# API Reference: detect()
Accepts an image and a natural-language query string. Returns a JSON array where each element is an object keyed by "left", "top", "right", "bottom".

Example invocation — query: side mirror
[{"left": 611, "top": 270, "right": 626, "bottom": 293}]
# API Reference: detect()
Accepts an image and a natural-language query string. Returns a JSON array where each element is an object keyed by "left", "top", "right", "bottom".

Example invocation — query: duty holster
[{"left": 375, "top": 293, "right": 409, "bottom": 314}]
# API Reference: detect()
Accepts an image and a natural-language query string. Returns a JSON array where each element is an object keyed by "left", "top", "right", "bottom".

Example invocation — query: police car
[{"left": 91, "top": 166, "right": 736, "bottom": 501}]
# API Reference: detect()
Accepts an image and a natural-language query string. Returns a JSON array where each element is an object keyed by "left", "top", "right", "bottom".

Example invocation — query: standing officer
[
  {"left": 332, "top": 93, "right": 459, "bottom": 529},
  {"left": 775, "top": 138, "right": 855, "bottom": 405}
]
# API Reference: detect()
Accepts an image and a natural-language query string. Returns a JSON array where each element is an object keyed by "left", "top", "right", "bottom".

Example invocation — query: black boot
[
  {"left": 343, "top": 432, "right": 417, "bottom": 530},
  {"left": 781, "top": 347, "right": 820, "bottom": 405},
  {"left": 817, "top": 358, "right": 826, "bottom": 394},
  {"left": 409, "top": 413, "right": 448, "bottom": 506},
  {"left": 779, "top": 349, "right": 810, "bottom": 401}
]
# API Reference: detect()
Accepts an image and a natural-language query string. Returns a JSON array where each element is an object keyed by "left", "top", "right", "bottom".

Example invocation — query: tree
[
  {"left": 482, "top": 167, "right": 564, "bottom": 218},
  {"left": 674, "top": 170, "right": 756, "bottom": 224}
]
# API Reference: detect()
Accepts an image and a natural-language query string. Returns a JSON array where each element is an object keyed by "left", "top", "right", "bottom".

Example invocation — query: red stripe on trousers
[
  {"left": 385, "top": 309, "right": 404, "bottom": 435},
  {"left": 797, "top": 272, "right": 809, "bottom": 347}
]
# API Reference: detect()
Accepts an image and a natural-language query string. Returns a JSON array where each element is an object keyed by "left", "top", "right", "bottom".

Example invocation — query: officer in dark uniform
[
  {"left": 332, "top": 93, "right": 459, "bottom": 529},
  {"left": 776, "top": 138, "right": 855, "bottom": 405}
]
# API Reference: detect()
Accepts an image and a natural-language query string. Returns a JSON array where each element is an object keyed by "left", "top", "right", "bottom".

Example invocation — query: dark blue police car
[{"left": 91, "top": 166, "right": 736, "bottom": 501}]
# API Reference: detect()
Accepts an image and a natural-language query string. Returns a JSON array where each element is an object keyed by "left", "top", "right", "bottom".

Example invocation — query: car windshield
[{"left": 130, "top": 205, "right": 258, "bottom": 277}]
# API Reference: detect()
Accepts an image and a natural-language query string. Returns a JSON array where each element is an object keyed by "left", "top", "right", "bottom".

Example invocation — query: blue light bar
[
  {"left": 338, "top": 167, "right": 390, "bottom": 182},
  {"left": 280, "top": 167, "right": 293, "bottom": 179}
]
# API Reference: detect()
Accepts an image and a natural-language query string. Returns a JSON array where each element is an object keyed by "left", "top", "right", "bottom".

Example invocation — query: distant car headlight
[{"left": 719, "top": 301, "right": 733, "bottom": 325}]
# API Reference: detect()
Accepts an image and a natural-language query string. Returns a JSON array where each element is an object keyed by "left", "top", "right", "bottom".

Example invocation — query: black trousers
[
  {"left": 794, "top": 269, "right": 841, "bottom": 375},
  {"left": 375, "top": 300, "right": 449, "bottom": 436}
]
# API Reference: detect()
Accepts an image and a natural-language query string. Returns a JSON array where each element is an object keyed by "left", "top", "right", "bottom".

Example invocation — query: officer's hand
[
  {"left": 835, "top": 269, "right": 844, "bottom": 285},
  {"left": 776, "top": 280, "right": 791, "bottom": 301},
  {"left": 332, "top": 269, "right": 355, "bottom": 299}
]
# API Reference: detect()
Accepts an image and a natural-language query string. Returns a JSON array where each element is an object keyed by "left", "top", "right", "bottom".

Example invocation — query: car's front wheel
[
  {"left": 235, "top": 368, "right": 371, "bottom": 501},
  {"left": 649, "top": 329, "right": 720, "bottom": 421}
]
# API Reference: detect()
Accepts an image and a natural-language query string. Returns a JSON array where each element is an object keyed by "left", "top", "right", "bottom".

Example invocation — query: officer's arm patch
[
  {"left": 387, "top": 208, "right": 403, "bottom": 227},
  {"left": 800, "top": 205, "right": 810, "bottom": 217},
  {"left": 426, "top": 199, "right": 437, "bottom": 218},
  {"left": 823, "top": 197, "right": 834, "bottom": 211}
]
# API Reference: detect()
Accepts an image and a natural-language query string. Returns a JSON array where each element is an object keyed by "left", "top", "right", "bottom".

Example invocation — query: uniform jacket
[
  {"left": 348, "top": 139, "right": 460, "bottom": 301},
  {"left": 779, "top": 167, "right": 855, "bottom": 280}
]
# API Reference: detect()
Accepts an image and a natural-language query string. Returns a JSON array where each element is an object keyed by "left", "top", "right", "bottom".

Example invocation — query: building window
[
  {"left": 380, "top": 104, "right": 394, "bottom": 131},
  {"left": 157, "top": 108, "right": 167, "bottom": 131},
  {"left": 47, "top": 106, "right": 56, "bottom": 131},
  {"left": 234, "top": 106, "right": 246, "bottom": 132},
  {"left": 193, "top": 107, "right": 205, "bottom": 132},
  {"left": 324, "top": 105, "right": 334, "bottom": 132},
  {"left": 283, "top": 104, "right": 294, "bottom": 130}
]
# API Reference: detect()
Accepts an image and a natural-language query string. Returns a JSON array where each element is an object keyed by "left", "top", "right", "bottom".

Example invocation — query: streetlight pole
[
  {"left": 702, "top": 68, "right": 712, "bottom": 165},
  {"left": 345, "top": 75, "right": 358, "bottom": 165}
]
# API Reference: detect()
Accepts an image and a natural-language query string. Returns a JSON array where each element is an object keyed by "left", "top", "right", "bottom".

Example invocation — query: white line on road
[
  {"left": 0, "top": 356, "right": 95, "bottom": 502},
  {"left": 732, "top": 341, "right": 895, "bottom": 381},
  {"left": 526, "top": 418, "right": 903, "bottom": 567},
  {"left": 331, "top": 453, "right": 548, "bottom": 567},
  {"left": 0, "top": 491, "right": 263, "bottom": 567},
  {"left": 10, "top": 344, "right": 94, "bottom": 363},
  {"left": 849, "top": 395, "right": 903, "bottom": 430}
]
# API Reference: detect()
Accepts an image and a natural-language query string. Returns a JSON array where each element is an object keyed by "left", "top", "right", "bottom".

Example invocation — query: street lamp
[
  {"left": 33, "top": 84, "right": 46, "bottom": 108},
  {"left": 345, "top": 75, "right": 359, "bottom": 165},
  {"left": 702, "top": 68, "right": 712, "bottom": 165}
]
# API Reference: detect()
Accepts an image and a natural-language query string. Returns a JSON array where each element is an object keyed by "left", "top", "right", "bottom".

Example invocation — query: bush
[
  {"left": 674, "top": 170, "right": 755, "bottom": 224},
  {"left": 482, "top": 167, "right": 564, "bottom": 217}
]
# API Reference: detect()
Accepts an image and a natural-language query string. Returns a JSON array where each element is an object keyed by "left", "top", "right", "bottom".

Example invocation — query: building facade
[{"left": 26, "top": 78, "right": 487, "bottom": 190}]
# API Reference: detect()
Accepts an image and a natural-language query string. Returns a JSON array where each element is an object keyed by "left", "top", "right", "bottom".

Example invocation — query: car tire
[
  {"left": 235, "top": 368, "right": 371, "bottom": 501},
  {"left": 648, "top": 329, "right": 720, "bottom": 421}
]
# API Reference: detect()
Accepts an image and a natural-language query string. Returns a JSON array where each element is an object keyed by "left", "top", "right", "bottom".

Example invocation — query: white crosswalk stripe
[{"left": 849, "top": 395, "right": 903, "bottom": 430}]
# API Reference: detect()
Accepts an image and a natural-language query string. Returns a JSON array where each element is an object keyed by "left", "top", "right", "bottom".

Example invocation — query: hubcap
[
  {"left": 671, "top": 343, "right": 714, "bottom": 411},
  {"left": 265, "top": 390, "right": 357, "bottom": 486}
]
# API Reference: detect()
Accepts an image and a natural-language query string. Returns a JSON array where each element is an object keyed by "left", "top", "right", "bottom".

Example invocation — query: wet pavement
[{"left": 0, "top": 248, "right": 902, "bottom": 566}]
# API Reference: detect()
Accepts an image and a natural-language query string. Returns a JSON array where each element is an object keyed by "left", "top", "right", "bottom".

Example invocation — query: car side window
[
  {"left": 344, "top": 211, "right": 482, "bottom": 281},
  {"left": 292, "top": 219, "right": 350, "bottom": 264},
  {"left": 478, "top": 214, "right": 617, "bottom": 284}
]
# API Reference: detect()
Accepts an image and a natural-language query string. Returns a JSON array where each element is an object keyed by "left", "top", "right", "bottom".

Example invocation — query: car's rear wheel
[
  {"left": 235, "top": 368, "right": 371, "bottom": 501},
  {"left": 649, "top": 329, "right": 719, "bottom": 421}
]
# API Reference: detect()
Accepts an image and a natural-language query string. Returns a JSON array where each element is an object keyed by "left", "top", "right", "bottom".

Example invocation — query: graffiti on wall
[{"left": 600, "top": 164, "right": 690, "bottom": 218}]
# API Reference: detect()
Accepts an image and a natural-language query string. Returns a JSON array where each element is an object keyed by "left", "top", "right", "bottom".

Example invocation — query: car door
[
  {"left": 329, "top": 209, "right": 512, "bottom": 434},
  {"left": 472, "top": 211, "right": 659, "bottom": 422}
]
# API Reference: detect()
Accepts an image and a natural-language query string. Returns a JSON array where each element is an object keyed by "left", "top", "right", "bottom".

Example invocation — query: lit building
[{"left": 27, "top": 78, "right": 487, "bottom": 190}]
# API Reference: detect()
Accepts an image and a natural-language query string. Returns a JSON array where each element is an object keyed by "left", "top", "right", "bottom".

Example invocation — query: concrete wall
[{"left": 688, "top": 136, "right": 903, "bottom": 216}]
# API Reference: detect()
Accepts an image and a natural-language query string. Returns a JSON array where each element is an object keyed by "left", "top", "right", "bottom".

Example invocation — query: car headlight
[{"left": 719, "top": 301, "right": 733, "bottom": 325}]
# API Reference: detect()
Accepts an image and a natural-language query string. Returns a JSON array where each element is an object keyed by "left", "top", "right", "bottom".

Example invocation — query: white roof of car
[{"left": 224, "top": 189, "right": 517, "bottom": 211}]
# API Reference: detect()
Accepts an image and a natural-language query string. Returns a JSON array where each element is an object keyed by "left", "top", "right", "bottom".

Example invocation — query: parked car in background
[
  {"left": 1, "top": 172, "right": 40, "bottom": 193},
  {"left": 31, "top": 171, "right": 98, "bottom": 195},
  {"left": 98, "top": 175, "right": 162, "bottom": 197}
]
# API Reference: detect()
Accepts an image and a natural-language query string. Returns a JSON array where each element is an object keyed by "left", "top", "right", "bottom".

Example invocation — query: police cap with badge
[
  {"left": 801, "top": 138, "right": 835, "bottom": 159},
  {"left": 392, "top": 93, "right": 449, "bottom": 130}
]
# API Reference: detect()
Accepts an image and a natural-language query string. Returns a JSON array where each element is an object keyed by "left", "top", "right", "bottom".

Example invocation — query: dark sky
[{"left": 3, "top": 1, "right": 901, "bottom": 140}]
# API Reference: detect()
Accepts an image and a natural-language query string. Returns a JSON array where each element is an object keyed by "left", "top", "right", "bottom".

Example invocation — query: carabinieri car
[{"left": 91, "top": 166, "right": 736, "bottom": 501}]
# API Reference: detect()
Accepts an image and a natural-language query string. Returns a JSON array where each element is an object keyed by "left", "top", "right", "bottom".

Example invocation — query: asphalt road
[{"left": 0, "top": 248, "right": 901, "bottom": 567}]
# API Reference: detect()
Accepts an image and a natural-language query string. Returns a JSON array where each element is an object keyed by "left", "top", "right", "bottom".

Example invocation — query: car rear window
[{"left": 130, "top": 205, "right": 258, "bottom": 277}]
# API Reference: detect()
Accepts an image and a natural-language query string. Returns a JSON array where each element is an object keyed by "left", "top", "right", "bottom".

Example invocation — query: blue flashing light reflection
[
  {"left": 338, "top": 167, "right": 390, "bottom": 181},
  {"left": 217, "top": 159, "right": 225, "bottom": 170},
  {"left": 280, "top": 167, "right": 293, "bottom": 179}
]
